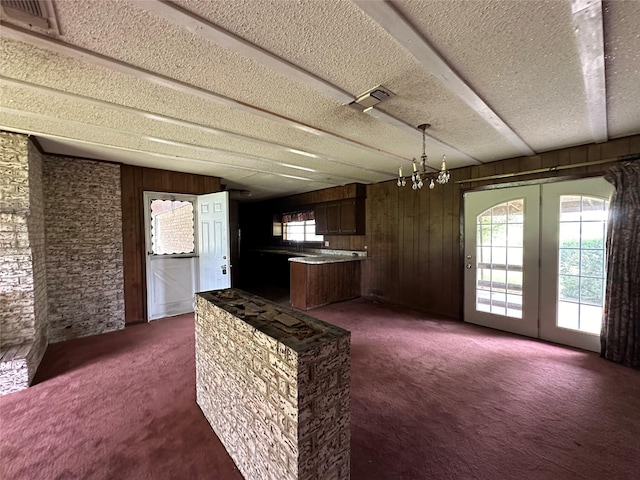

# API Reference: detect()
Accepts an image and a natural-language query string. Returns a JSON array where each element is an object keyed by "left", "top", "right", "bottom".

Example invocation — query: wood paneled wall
[
  {"left": 278, "top": 183, "right": 366, "bottom": 208},
  {"left": 362, "top": 135, "right": 640, "bottom": 320},
  {"left": 121, "top": 165, "right": 221, "bottom": 324},
  {"left": 239, "top": 183, "right": 367, "bottom": 251}
]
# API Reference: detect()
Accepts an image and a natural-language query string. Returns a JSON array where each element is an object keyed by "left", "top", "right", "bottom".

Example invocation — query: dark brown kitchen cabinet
[
  {"left": 339, "top": 199, "right": 357, "bottom": 233},
  {"left": 315, "top": 204, "right": 328, "bottom": 234},
  {"left": 315, "top": 198, "right": 365, "bottom": 235},
  {"left": 326, "top": 202, "right": 341, "bottom": 233}
]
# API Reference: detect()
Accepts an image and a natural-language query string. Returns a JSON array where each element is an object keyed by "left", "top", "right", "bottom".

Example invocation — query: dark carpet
[{"left": 1, "top": 298, "right": 639, "bottom": 480}]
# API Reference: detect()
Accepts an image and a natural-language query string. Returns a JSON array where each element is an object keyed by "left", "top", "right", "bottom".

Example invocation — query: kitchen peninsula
[
  {"left": 246, "top": 247, "right": 366, "bottom": 310},
  {"left": 288, "top": 250, "right": 366, "bottom": 311}
]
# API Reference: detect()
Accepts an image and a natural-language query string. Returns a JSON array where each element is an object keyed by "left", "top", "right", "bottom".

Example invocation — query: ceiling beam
[
  {"left": 354, "top": 0, "right": 536, "bottom": 157},
  {"left": 0, "top": 21, "right": 410, "bottom": 164},
  {"left": 571, "top": 0, "right": 608, "bottom": 143},
  {"left": 0, "top": 76, "right": 392, "bottom": 178},
  {"left": 142, "top": 0, "right": 354, "bottom": 104},
  {"left": 137, "top": 0, "right": 479, "bottom": 165},
  {"left": 0, "top": 122, "right": 326, "bottom": 183},
  {"left": 0, "top": 106, "right": 375, "bottom": 184}
]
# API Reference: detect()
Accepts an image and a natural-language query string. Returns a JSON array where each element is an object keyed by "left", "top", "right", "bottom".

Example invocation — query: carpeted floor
[{"left": 1, "top": 298, "right": 639, "bottom": 480}]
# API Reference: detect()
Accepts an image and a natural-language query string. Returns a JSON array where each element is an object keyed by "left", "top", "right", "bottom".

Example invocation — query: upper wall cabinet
[{"left": 315, "top": 198, "right": 365, "bottom": 235}]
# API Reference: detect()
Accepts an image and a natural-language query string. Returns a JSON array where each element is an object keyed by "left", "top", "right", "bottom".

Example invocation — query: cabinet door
[
  {"left": 315, "top": 204, "right": 328, "bottom": 234},
  {"left": 339, "top": 200, "right": 357, "bottom": 234},
  {"left": 326, "top": 203, "right": 341, "bottom": 233}
]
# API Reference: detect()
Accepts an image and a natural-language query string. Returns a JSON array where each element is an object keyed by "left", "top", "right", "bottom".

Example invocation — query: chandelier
[{"left": 397, "top": 123, "right": 450, "bottom": 190}]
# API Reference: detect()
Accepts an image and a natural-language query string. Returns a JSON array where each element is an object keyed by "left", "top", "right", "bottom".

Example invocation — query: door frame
[
  {"left": 538, "top": 177, "right": 612, "bottom": 351},
  {"left": 143, "top": 191, "right": 200, "bottom": 321},
  {"left": 461, "top": 175, "right": 611, "bottom": 351},
  {"left": 463, "top": 185, "right": 541, "bottom": 338}
]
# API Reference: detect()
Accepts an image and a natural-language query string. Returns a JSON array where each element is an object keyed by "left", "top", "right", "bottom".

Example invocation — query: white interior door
[
  {"left": 464, "top": 186, "right": 541, "bottom": 338},
  {"left": 539, "top": 178, "right": 612, "bottom": 351},
  {"left": 197, "top": 191, "right": 231, "bottom": 291},
  {"left": 145, "top": 192, "right": 198, "bottom": 321},
  {"left": 464, "top": 178, "right": 612, "bottom": 352}
]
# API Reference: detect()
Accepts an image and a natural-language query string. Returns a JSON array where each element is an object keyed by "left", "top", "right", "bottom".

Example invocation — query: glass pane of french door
[
  {"left": 475, "top": 199, "right": 524, "bottom": 318},
  {"left": 557, "top": 195, "right": 608, "bottom": 333},
  {"left": 539, "top": 178, "right": 613, "bottom": 351}
]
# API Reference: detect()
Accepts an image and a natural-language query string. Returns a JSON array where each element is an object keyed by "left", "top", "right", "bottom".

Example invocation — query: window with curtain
[{"left": 281, "top": 210, "right": 323, "bottom": 242}]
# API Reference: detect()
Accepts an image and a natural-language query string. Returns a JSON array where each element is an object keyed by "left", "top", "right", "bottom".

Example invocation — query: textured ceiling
[{"left": 0, "top": 0, "right": 638, "bottom": 200}]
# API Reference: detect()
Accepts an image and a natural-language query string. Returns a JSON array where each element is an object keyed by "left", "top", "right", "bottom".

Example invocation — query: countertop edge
[{"left": 288, "top": 255, "right": 366, "bottom": 264}]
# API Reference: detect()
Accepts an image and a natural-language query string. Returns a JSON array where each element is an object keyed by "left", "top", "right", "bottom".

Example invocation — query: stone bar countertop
[
  {"left": 195, "top": 288, "right": 351, "bottom": 480},
  {"left": 197, "top": 288, "right": 349, "bottom": 352}
]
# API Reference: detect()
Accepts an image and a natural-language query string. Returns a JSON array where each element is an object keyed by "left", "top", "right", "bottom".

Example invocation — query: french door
[{"left": 463, "top": 178, "right": 612, "bottom": 351}]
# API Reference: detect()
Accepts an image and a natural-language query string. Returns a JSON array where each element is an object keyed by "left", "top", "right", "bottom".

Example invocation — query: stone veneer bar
[{"left": 195, "top": 289, "right": 350, "bottom": 480}]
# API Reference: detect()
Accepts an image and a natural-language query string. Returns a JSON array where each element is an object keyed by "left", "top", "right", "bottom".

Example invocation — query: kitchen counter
[
  {"left": 289, "top": 255, "right": 363, "bottom": 310},
  {"left": 251, "top": 246, "right": 367, "bottom": 259},
  {"left": 245, "top": 247, "right": 366, "bottom": 302},
  {"left": 289, "top": 254, "right": 365, "bottom": 264}
]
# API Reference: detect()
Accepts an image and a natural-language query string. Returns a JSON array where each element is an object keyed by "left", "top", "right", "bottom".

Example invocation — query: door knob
[{"left": 466, "top": 263, "right": 472, "bottom": 269}]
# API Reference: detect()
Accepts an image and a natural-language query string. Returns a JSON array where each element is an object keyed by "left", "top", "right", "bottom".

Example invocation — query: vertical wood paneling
[
  {"left": 439, "top": 178, "right": 455, "bottom": 316},
  {"left": 361, "top": 135, "right": 638, "bottom": 320},
  {"left": 417, "top": 173, "right": 431, "bottom": 311},
  {"left": 569, "top": 145, "right": 589, "bottom": 175},
  {"left": 452, "top": 167, "right": 468, "bottom": 320},
  {"left": 121, "top": 165, "right": 221, "bottom": 324},
  {"left": 398, "top": 184, "right": 413, "bottom": 307},
  {"left": 541, "top": 150, "right": 559, "bottom": 169},
  {"left": 427, "top": 181, "right": 444, "bottom": 313},
  {"left": 121, "top": 165, "right": 141, "bottom": 323},
  {"left": 387, "top": 181, "right": 400, "bottom": 303},
  {"left": 362, "top": 183, "right": 381, "bottom": 299}
]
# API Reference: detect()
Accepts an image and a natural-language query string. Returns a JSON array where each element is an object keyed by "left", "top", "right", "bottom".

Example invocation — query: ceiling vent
[
  {"left": 1, "top": 0, "right": 60, "bottom": 35},
  {"left": 349, "top": 85, "right": 395, "bottom": 112}
]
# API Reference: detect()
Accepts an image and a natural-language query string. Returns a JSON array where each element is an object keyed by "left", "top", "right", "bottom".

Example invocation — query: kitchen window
[{"left": 281, "top": 211, "right": 323, "bottom": 242}]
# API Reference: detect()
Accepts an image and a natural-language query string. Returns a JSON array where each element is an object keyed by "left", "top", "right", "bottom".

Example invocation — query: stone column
[{"left": 0, "top": 131, "right": 47, "bottom": 395}]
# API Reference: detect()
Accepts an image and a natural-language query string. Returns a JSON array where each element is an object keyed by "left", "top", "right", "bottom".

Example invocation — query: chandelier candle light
[{"left": 397, "top": 123, "right": 450, "bottom": 190}]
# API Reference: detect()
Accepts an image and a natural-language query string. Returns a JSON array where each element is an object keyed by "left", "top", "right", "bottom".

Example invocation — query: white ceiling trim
[
  {"left": 354, "top": 0, "right": 536, "bottom": 157},
  {"left": 0, "top": 76, "right": 393, "bottom": 178},
  {"left": 0, "top": 21, "right": 410, "bottom": 164},
  {"left": 0, "top": 106, "right": 366, "bottom": 183},
  {"left": 571, "top": 0, "right": 608, "bottom": 143},
  {"left": 137, "top": 0, "right": 479, "bottom": 165}
]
